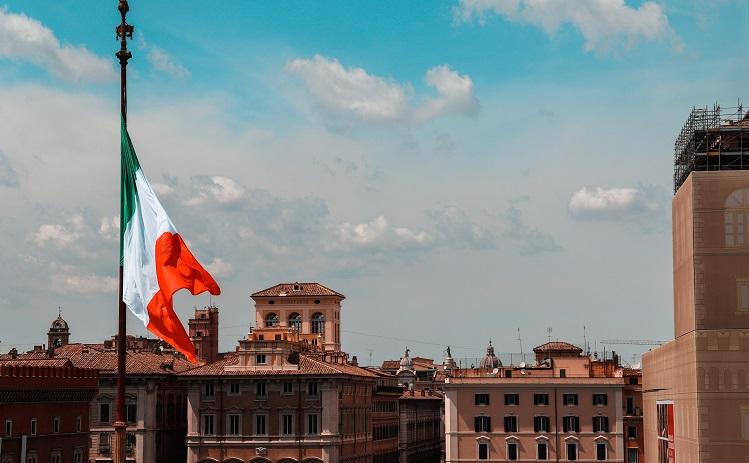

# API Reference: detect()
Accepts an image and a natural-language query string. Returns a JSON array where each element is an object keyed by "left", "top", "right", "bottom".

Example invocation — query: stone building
[
  {"left": 398, "top": 390, "right": 443, "bottom": 463},
  {"left": 643, "top": 105, "right": 749, "bottom": 462}
]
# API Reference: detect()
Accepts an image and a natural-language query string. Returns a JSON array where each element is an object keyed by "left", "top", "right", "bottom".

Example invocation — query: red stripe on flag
[{"left": 146, "top": 232, "right": 221, "bottom": 364}]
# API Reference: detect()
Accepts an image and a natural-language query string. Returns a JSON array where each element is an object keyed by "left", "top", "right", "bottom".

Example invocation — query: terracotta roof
[
  {"left": 0, "top": 358, "right": 73, "bottom": 367},
  {"left": 380, "top": 360, "right": 400, "bottom": 370},
  {"left": 179, "top": 353, "right": 377, "bottom": 378},
  {"left": 533, "top": 341, "right": 583, "bottom": 353},
  {"left": 251, "top": 282, "right": 345, "bottom": 299}
]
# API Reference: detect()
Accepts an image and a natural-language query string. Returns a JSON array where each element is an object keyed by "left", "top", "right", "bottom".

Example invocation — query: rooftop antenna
[
  {"left": 516, "top": 328, "right": 524, "bottom": 363},
  {"left": 583, "top": 325, "right": 588, "bottom": 355},
  {"left": 58, "top": 306, "right": 62, "bottom": 317},
  {"left": 367, "top": 349, "right": 373, "bottom": 367}
]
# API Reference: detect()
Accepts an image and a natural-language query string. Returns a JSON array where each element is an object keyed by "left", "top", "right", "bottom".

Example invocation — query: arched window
[
  {"left": 265, "top": 313, "right": 279, "bottom": 327},
  {"left": 312, "top": 313, "right": 325, "bottom": 335},
  {"left": 725, "top": 189, "right": 749, "bottom": 247},
  {"left": 289, "top": 313, "right": 302, "bottom": 332}
]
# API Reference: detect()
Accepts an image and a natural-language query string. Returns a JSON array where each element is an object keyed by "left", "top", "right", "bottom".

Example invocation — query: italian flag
[{"left": 120, "top": 122, "right": 220, "bottom": 363}]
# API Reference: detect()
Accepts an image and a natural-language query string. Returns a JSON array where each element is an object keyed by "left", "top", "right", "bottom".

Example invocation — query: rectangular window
[
  {"left": 629, "top": 376, "right": 639, "bottom": 385},
  {"left": 627, "top": 448, "right": 638, "bottom": 463},
  {"left": 50, "top": 454, "right": 60, "bottom": 463},
  {"left": 53, "top": 416, "right": 60, "bottom": 433},
  {"left": 73, "top": 449, "right": 82, "bottom": 463},
  {"left": 256, "top": 382, "right": 267, "bottom": 398},
  {"left": 255, "top": 415, "right": 267, "bottom": 435},
  {"left": 626, "top": 397, "right": 635, "bottom": 415},
  {"left": 534, "top": 415, "right": 550, "bottom": 432},
  {"left": 228, "top": 414, "right": 241, "bottom": 435},
  {"left": 563, "top": 393, "right": 578, "bottom": 406},
  {"left": 593, "top": 416, "right": 610, "bottom": 433},
  {"left": 475, "top": 393, "right": 490, "bottom": 405},
  {"left": 478, "top": 442, "right": 489, "bottom": 460},
  {"left": 537, "top": 442, "right": 548, "bottom": 460},
  {"left": 563, "top": 416, "right": 580, "bottom": 433},
  {"left": 504, "top": 393, "right": 519, "bottom": 406},
  {"left": 125, "top": 433, "right": 136, "bottom": 450},
  {"left": 28, "top": 453, "right": 38, "bottom": 463},
  {"left": 560, "top": 369, "right": 567, "bottom": 378},
  {"left": 30, "top": 418, "right": 37, "bottom": 435},
  {"left": 99, "top": 403, "right": 110, "bottom": 423},
  {"left": 504, "top": 415, "right": 518, "bottom": 433},
  {"left": 505, "top": 370, "right": 512, "bottom": 378},
  {"left": 507, "top": 442, "right": 518, "bottom": 460},
  {"left": 307, "top": 414, "right": 319, "bottom": 435},
  {"left": 202, "top": 414, "right": 214, "bottom": 435},
  {"left": 474, "top": 416, "right": 491, "bottom": 432},
  {"left": 256, "top": 354, "right": 267, "bottom": 364},
  {"left": 229, "top": 383, "right": 240, "bottom": 395},
  {"left": 627, "top": 425, "right": 637, "bottom": 439},
  {"left": 203, "top": 383, "right": 215, "bottom": 399},
  {"left": 76, "top": 416, "right": 82, "bottom": 433},
  {"left": 567, "top": 442, "right": 577, "bottom": 461},
  {"left": 4, "top": 419, "right": 11, "bottom": 437},
  {"left": 282, "top": 414, "right": 293, "bottom": 435},
  {"left": 283, "top": 382, "right": 293, "bottom": 394},
  {"left": 593, "top": 393, "right": 608, "bottom": 406},
  {"left": 308, "top": 382, "right": 319, "bottom": 397},
  {"left": 126, "top": 403, "right": 137, "bottom": 424},
  {"left": 99, "top": 433, "right": 111, "bottom": 451},
  {"left": 596, "top": 442, "right": 607, "bottom": 460},
  {"left": 534, "top": 393, "right": 549, "bottom": 405},
  {"left": 738, "top": 280, "right": 749, "bottom": 311}
]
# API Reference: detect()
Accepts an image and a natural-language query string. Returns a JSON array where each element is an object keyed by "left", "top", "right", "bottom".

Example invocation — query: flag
[{"left": 120, "top": 121, "right": 220, "bottom": 363}]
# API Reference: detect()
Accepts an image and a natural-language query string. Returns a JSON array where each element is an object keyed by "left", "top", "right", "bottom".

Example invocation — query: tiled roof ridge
[
  {"left": 251, "top": 282, "right": 345, "bottom": 298},
  {"left": 533, "top": 341, "right": 583, "bottom": 352}
]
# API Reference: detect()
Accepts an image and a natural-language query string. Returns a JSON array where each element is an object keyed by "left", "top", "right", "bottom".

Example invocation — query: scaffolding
[{"left": 674, "top": 103, "right": 749, "bottom": 192}]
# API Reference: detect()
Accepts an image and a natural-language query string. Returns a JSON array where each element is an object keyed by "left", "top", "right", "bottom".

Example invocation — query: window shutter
[
  {"left": 575, "top": 416, "right": 580, "bottom": 432},
  {"left": 487, "top": 417, "right": 491, "bottom": 432},
  {"left": 474, "top": 416, "right": 480, "bottom": 432},
  {"left": 534, "top": 416, "right": 539, "bottom": 432},
  {"left": 504, "top": 394, "right": 509, "bottom": 405},
  {"left": 603, "top": 394, "right": 608, "bottom": 405},
  {"left": 563, "top": 417, "right": 569, "bottom": 433},
  {"left": 604, "top": 417, "right": 609, "bottom": 432},
  {"left": 475, "top": 394, "right": 479, "bottom": 405}
]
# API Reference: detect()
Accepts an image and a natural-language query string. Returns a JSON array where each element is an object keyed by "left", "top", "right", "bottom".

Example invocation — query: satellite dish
[
  {"left": 519, "top": 362, "right": 526, "bottom": 368},
  {"left": 491, "top": 367, "right": 500, "bottom": 375},
  {"left": 521, "top": 369, "right": 527, "bottom": 375}
]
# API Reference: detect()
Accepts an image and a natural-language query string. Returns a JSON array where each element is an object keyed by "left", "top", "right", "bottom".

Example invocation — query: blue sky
[{"left": 0, "top": 0, "right": 746, "bottom": 365}]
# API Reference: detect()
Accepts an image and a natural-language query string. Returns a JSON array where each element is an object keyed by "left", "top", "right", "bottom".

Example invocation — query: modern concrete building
[{"left": 643, "top": 105, "right": 749, "bottom": 463}]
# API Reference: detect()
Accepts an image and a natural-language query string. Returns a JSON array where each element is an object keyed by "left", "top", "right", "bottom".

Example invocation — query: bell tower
[
  {"left": 47, "top": 307, "right": 70, "bottom": 349},
  {"left": 189, "top": 306, "right": 219, "bottom": 364}
]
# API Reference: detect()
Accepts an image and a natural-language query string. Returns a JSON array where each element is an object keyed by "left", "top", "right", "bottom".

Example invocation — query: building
[
  {"left": 179, "top": 282, "right": 384, "bottom": 463},
  {"left": 445, "top": 340, "right": 641, "bottom": 462},
  {"left": 642, "top": 105, "right": 749, "bottom": 462},
  {"left": 189, "top": 306, "right": 220, "bottom": 365},
  {"left": 380, "top": 350, "right": 446, "bottom": 392},
  {"left": 0, "top": 359, "right": 98, "bottom": 463},
  {"left": 399, "top": 389, "right": 443, "bottom": 463},
  {"left": 370, "top": 372, "right": 402, "bottom": 463}
]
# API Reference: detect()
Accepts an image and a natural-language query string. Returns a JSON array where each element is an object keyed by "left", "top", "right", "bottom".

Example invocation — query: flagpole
[{"left": 114, "top": 2, "right": 133, "bottom": 462}]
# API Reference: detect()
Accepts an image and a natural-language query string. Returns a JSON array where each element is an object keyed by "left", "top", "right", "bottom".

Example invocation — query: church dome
[
  {"left": 50, "top": 314, "right": 69, "bottom": 331},
  {"left": 398, "top": 348, "right": 413, "bottom": 371},
  {"left": 479, "top": 340, "right": 501, "bottom": 369}
]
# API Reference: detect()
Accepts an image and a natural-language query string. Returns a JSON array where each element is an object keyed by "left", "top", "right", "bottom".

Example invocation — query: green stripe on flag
[{"left": 120, "top": 120, "right": 141, "bottom": 264}]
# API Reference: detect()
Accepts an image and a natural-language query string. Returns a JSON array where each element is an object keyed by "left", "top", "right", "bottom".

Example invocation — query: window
[
  {"left": 725, "top": 190, "right": 749, "bottom": 247},
  {"left": 203, "top": 383, "right": 215, "bottom": 399},
  {"left": 99, "top": 402, "right": 110, "bottom": 423},
  {"left": 125, "top": 433, "right": 136, "bottom": 450},
  {"left": 475, "top": 393, "right": 490, "bottom": 406},
  {"left": 596, "top": 442, "right": 607, "bottom": 460},
  {"left": 256, "top": 354, "right": 267, "bottom": 365},
  {"left": 312, "top": 312, "right": 325, "bottom": 334},
  {"left": 4, "top": 419, "right": 11, "bottom": 437},
  {"left": 504, "top": 415, "right": 518, "bottom": 433},
  {"left": 282, "top": 414, "right": 293, "bottom": 435},
  {"left": 563, "top": 393, "right": 578, "bottom": 406},
  {"left": 593, "top": 416, "right": 610, "bottom": 433},
  {"left": 27, "top": 453, "right": 38, "bottom": 463},
  {"left": 50, "top": 453, "right": 60, "bottom": 463},
  {"left": 308, "top": 382, "right": 319, "bottom": 397},
  {"left": 563, "top": 416, "right": 580, "bottom": 433},
  {"left": 76, "top": 416, "right": 82, "bottom": 433},
  {"left": 627, "top": 448, "right": 639, "bottom": 462},
  {"left": 629, "top": 376, "right": 639, "bottom": 385},
  {"left": 255, "top": 415, "right": 267, "bottom": 435},
  {"left": 202, "top": 414, "right": 215, "bottom": 435},
  {"left": 275, "top": 334, "right": 282, "bottom": 341},
  {"left": 30, "top": 418, "right": 37, "bottom": 435},
  {"left": 229, "top": 383, "right": 240, "bottom": 395},
  {"left": 99, "top": 433, "right": 111, "bottom": 451},
  {"left": 283, "top": 382, "right": 293, "bottom": 394},
  {"left": 534, "top": 393, "right": 549, "bottom": 405},
  {"left": 738, "top": 280, "right": 749, "bottom": 312},
  {"left": 289, "top": 313, "right": 302, "bottom": 331},
  {"left": 593, "top": 393, "right": 608, "bottom": 406},
  {"left": 627, "top": 425, "right": 637, "bottom": 439},
  {"left": 53, "top": 416, "right": 60, "bottom": 433},
  {"left": 537, "top": 442, "right": 548, "bottom": 460},
  {"left": 228, "top": 414, "right": 241, "bottom": 435},
  {"left": 256, "top": 382, "right": 267, "bottom": 398},
  {"left": 505, "top": 370, "right": 512, "bottom": 378},
  {"left": 507, "top": 441, "right": 518, "bottom": 461},
  {"left": 307, "top": 414, "right": 319, "bottom": 435},
  {"left": 534, "top": 415, "right": 550, "bottom": 432},
  {"left": 73, "top": 449, "right": 82, "bottom": 463},
  {"left": 126, "top": 403, "right": 137, "bottom": 424},
  {"left": 504, "top": 393, "right": 519, "bottom": 406},
  {"left": 265, "top": 312, "right": 279, "bottom": 327},
  {"left": 478, "top": 442, "right": 489, "bottom": 460},
  {"left": 567, "top": 442, "right": 577, "bottom": 460},
  {"left": 474, "top": 416, "right": 491, "bottom": 432},
  {"left": 560, "top": 369, "right": 567, "bottom": 378},
  {"left": 626, "top": 397, "right": 635, "bottom": 415}
]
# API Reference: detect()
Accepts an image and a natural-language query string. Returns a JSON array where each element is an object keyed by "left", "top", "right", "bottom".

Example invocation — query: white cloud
[
  {"left": 568, "top": 186, "right": 669, "bottom": 224},
  {"left": 99, "top": 216, "right": 119, "bottom": 240},
  {"left": 0, "top": 7, "right": 115, "bottom": 82},
  {"left": 428, "top": 205, "right": 494, "bottom": 249},
  {"left": 503, "top": 200, "right": 561, "bottom": 255},
  {"left": 51, "top": 272, "right": 117, "bottom": 295},
  {"left": 147, "top": 46, "right": 190, "bottom": 80},
  {"left": 286, "top": 55, "right": 478, "bottom": 122},
  {"left": 335, "top": 216, "right": 434, "bottom": 250},
  {"left": 455, "top": 0, "right": 677, "bottom": 53},
  {"left": 185, "top": 176, "right": 246, "bottom": 206},
  {"left": 204, "top": 257, "right": 234, "bottom": 279},
  {"left": 31, "top": 223, "right": 80, "bottom": 247}
]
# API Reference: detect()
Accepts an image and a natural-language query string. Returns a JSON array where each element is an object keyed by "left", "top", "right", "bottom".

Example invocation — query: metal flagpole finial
[{"left": 115, "top": 1, "right": 133, "bottom": 62}]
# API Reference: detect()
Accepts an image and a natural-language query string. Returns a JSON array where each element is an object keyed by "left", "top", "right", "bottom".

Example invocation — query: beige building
[{"left": 643, "top": 106, "right": 749, "bottom": 463}]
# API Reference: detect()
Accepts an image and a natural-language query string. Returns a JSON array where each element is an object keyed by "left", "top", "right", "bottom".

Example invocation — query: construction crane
[{"left": 601, "top": 339, "right": 667, "bottom": 346}]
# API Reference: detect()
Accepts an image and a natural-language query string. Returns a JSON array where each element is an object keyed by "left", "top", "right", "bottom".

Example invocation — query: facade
[
  {"left": 643, "top": 105, "right": 749, "bottom": 463},
  {"left": 371, "top": 374, "right": 402, "bottom": 463},
  {"left": 445, "top": 340, "right": 640, "bottom": 462},
  {"left": 399, "top": 390, "right": 443, "bottom": 463},
  {"left": 0, "top": 361, "right": 98, "bottom": 463},
  {"left": 189, "top": 306, "right": 220, "bottom": 365}
]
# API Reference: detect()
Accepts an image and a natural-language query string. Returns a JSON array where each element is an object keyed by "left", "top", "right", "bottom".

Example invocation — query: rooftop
[
  {"left": 251, "top": 282, "right": 345, "bottom": 299},
  {"left": 533, "top": 341, "right": 583, "bottom": 354},
  {"left": 179, "top": 352, "right": 377, "bottom": 378}
]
